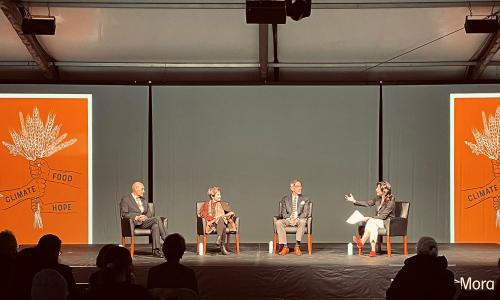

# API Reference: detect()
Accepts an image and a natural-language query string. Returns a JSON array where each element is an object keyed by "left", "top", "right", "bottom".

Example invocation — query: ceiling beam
[
  {"left": 0, "top": 0, "right": 58, "bottom": 79},
  {"left": 467, "top": 29, "right": 500, "bottom": 80},
  {"left": 20, "top": 0, "right": 498, "bottom": 9}
]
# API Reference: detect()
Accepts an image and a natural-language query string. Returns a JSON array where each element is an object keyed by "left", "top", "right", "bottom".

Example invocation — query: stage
[{"left": 55, "top": 243, "right": 499, "bottom": 300}]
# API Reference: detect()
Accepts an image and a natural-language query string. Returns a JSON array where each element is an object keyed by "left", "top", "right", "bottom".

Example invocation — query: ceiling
[{"left": 2, "top": 0, "right": 500, "bottom": 83}]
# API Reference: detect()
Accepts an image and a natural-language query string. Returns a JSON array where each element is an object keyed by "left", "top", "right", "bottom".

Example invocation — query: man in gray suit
[
  {"left": 275, "top": 179, "right": 311, "bottom": 256},
  {"left": 120, "top": 182, "right": 167, "bottom": 258}
]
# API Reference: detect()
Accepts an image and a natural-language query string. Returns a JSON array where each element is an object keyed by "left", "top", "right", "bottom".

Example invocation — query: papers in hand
[{"left": 346, "top": 210, "right": 365, "bottom": 224}]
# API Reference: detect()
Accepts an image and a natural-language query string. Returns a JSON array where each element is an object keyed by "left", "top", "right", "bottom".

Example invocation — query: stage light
[
  {"left": 22, "top": 16, "right": 56, "bottom": 35},
  {"left": 245, "top": 0, "right": 311, "bottom": 24},
  {"left": 285, "top": 0, "right": 311, "bottom": 21},
  {"left": 464, "top": 15, "right": 499, "bottom": 34}
]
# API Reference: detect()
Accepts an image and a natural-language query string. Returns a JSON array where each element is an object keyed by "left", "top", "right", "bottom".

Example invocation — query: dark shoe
[
  {"left": 278, "top": 246, "right": 289, "bottom": 256},
  {"left": 220, "top": 244, "right": 230, "bottom": 255},
  {"left": 152, "top": 249, "right": 164, "bottom": 258},
  {"left": 294, "top": 245, "right": 302, "bottom": 256},
  {"left": 216, "top": 235, "right": 222, "bottom": 246}
]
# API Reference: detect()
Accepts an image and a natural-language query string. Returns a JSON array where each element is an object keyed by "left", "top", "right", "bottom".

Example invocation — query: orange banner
[
  {"left": 0, "top": 95, "right": 90, "bottom": 244},
  {"left": 453, "top": 95, "right": 500, "bottom": 243}
]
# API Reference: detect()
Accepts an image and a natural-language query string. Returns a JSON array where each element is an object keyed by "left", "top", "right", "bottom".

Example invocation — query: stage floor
[{"left": 57, "top": 243, "right": 498, "bottom": 300}]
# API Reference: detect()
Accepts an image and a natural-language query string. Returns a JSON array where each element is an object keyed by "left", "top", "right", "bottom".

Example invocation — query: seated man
[
  {"left": 386, "top": 236, "right": 455, "bottom": 300},
  {"left": 147, "top": 233, "right": 198, "bottom": 295},
  {"left": 275, "top": 179, "right": 311, "bottom": 256},
  {"left": 120, "top": 181, "right": 167, "bottom": 258}
]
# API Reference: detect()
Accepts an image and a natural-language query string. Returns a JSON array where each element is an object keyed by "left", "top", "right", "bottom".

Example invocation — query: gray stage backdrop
[
  {"left": 382, "top": 84, "right": 500, "bottom": 243},
  {"left": 2, "top": 84, "right": 500, "bottom": 244},
  {"left": 152, "top": 86, "right": 380, "bottom": 243},
  {"left": 0, "top": 84, "right": 149, "bottom": 244}
]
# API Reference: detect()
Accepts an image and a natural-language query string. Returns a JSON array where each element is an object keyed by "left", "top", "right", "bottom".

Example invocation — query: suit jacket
[
  {"left": 280, "top": 194, "right": 311, "bottom": 219},
  {"left": 354, "top": 196, "right": 396, "bottom": 220},
  {"left": 120, "top": 194, "right": 153, "bottom": 226}
]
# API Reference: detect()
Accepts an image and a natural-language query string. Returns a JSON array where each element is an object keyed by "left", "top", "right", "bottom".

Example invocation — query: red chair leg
[
  {"left": 403, "top": 235, "right": 408, "bottom": 256},
  {"left": 387, "top": 235, "right": 391, "bottom": 257},
  {"left": 307, "top": 234, "right": 312, "bottom": 255},
  {"left": 203, "top": 235, "right": 207, "bottom": 255},
  {"left": 273, "top": 233, "right": 277, "bottom": 255},
  {"left": 130, "top": 236, "right": 135, "bottom": 258},
  {"left": 121, "top": 237, "right": 126, "bottom": 247},
  {"left": 236, "top": 233, "right": 240, "bottom": 255}
]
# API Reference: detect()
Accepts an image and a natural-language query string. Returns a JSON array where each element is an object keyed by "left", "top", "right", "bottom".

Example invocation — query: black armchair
[
  {"left": 358, "top": 201, "right": 410, "bottom": 256},
  {"left": 120, "top": 202, "right": 168, "bottom": 257},
  {"left": 196, "top": 201, "right": 240, "bottom": 255},
  {"left": 273, "top": 201, "right": 313, "bottom": 255}
]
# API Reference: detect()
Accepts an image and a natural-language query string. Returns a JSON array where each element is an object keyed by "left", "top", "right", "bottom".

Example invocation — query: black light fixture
[
  {"left": 246, "top": 0, "right": 312, "bottom": 24},
  {"left": 285, "top": 0, "right": 311, "bottom": 21},
  {"left": 464, "top": 15, "right": 499, "bottom": 34},
  {"left": 22, "top": 16, "right": 56, "bottom": 35}
]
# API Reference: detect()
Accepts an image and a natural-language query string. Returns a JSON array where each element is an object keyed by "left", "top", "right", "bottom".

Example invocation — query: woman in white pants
[{"left": 345, "top": 181, "right": 396, "bottom": 257}]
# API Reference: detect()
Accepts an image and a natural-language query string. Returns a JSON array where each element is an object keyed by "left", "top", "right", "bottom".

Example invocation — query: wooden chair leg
[
  {"left": 130, "top": 236, "right": 135, "bottom": 258},
  {"left": 273, "top": 233, "right": 277, "bottom": 255},
  {"left": 307, "top": 234, "right": 312, "bottom": 255},
  {"left": 203, "top": 235, "right": 207, "bottom": 255},
  {"left": 236, "top": 233, "right": 240, "bottom": 255},
  {"left": 387, "top": 235, "right": 391, "bottom": 257},
  {"left": 226, "top": 234, "right": 231, "bottom": 251},
  {"left": 403, "top": 235, "right": 408, "bottom": 256}
]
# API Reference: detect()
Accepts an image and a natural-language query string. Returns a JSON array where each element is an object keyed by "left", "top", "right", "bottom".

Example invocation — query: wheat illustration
[
  {"left": 1, "top": 107, "right": 77, "bottom": 229},
  {"left": 464, "top": 106, "right": 500, "bottom": 160}
]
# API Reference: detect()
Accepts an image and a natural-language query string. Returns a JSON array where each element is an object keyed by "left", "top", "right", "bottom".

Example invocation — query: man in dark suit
[
  {"left": 120, "top": 181, "right": 167, "bottom": 258},
  {"left": 276, "top": 179, "right": 311, "bottom": 256},
  {"left": 147, "top": 233, "right": 198, "bottom": 296}
]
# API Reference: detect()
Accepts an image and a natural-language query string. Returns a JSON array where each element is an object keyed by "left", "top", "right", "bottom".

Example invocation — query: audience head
[
  {"left": 31, "top": 268, "right": 68, "bottom": 300},
  {"left": 102, "top": 245, "right": 133, "bottom": 284},
  {"left": 162, "top": 233, "right": 186, "bottom": 262},
  {"left": 416, "top": 236, "right": 438, "bottom": 257},
  {"left": 96, "top": 244, "right": 116, "bottom": 268},
  {"left": 36, "top": 234, "right": 61, "bottom": 265},
  {"left": 0, "top": 229, "right": 18, "bottom": 258},
  {"left": 131, "top": 181, "right": 145, "bottom": 197}
]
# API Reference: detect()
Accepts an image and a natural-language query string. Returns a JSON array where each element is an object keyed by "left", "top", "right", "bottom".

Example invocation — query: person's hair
[
  {"left": 416, "top": 236, "right": 438, "bottom": 256},
  {"left": 95, "top": 244, "right": 116, "bottom": 268},
  {"left": 377, "top": 180, "right": 394, "bottom": 201},
  {"left": 162, "top": 233, "right": 186, "bottom": 261},
  {"left": 101, "top": 246, "right": 132, "bottom": 284},
  {"left": 290, "top": 179, "right": 302, "bottom": 187},
  {"left": 37, "top": 234, "right": 62, "bottom": 265},
  {"left": 31, "top": 268, "right": 68, "bottom": 300},
  {"left": 207, "top": 186, "right": 220, "bottom": 199},
  {"left": 0, "top": 229, "right": 18, "bottom": 258}
]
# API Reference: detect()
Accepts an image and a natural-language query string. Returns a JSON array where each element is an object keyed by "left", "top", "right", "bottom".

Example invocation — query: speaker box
[
  {"left": 246, "top": 0, "right": 286, "bottom": 24},
  {"left": 464, "top": 16, "right": 499, "bottom": 33},
  {"left": 22, "top": 17, "right": 56, "bottom": 35}
]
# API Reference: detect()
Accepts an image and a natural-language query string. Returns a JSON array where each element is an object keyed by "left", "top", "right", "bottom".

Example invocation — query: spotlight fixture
[
  {"left": 464, "top": 15, "right": 499, "bottom": 34},
  {"left": 246, "top": 0, "right": 311, "bottom": 24}
]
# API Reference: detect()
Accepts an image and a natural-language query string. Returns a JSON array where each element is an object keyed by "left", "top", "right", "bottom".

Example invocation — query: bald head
[
  {"left": 131, "top": 182, "right": 145, "bottom": 197},
  {"left": 416, "top": 236, "right": 438, "bottom": 257}
]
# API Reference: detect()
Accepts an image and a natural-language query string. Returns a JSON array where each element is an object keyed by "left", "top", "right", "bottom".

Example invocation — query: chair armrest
[
  {"left": 121, "top": 218, "right": 134, "bottom": 237},
  {"left": 234, "top": 216, "right": 240, "bottom": 233},
  {"left": 273, "top": 216, "right": 279, "bottom": 233},
  {"left": 306, "top": 216, "right": 313, "bottom": 234},
  {"left": 388, "top": 217, "right": 408, "bottom": 236},
  {"left": 160, "top": 217, "right": 168, "bottom": 231}
]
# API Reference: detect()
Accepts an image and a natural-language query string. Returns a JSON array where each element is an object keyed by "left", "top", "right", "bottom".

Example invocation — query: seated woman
[
  {"left": 199, "top": 186, "right": 235, "bottom": 255},
  {"left": 345, "top": 180, "right": 396, "bottom": 257}
]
